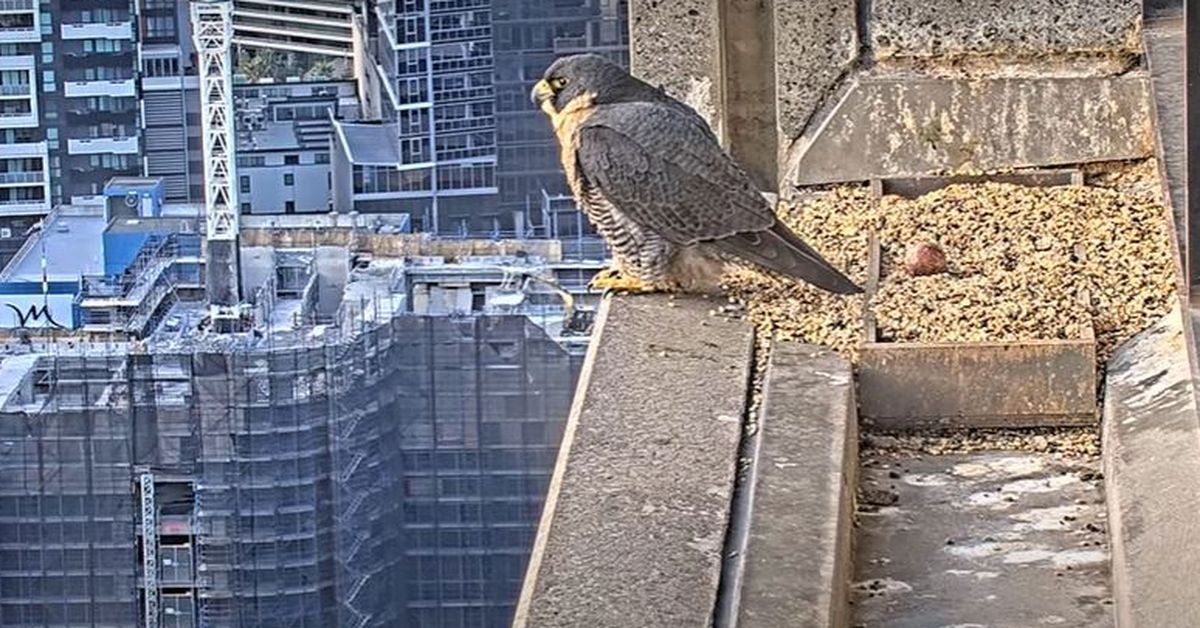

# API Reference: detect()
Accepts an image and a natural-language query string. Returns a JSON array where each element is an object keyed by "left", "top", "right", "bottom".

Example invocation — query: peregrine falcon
[{"left": 530, "top": 54, "right": 862, "bottom": 295}]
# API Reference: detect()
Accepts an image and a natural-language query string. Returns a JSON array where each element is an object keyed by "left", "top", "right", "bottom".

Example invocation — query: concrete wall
[
  {"left": 870, "top": 0, "right": 1142, "bottom": 60},
  {"left": 244, "top": 163, "right": 331, "bottom": 214},
  {"left": 628, "top": 0, "right": 723, "bottom": 136},
  {"left": 630, "top": 0, "right": 1144, "bottom": 189}
]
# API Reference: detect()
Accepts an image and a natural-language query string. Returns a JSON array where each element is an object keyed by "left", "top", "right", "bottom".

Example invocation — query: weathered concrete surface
[
  {"left": 790, "top": 75, "right": 1154, "bottom": 186},
  {"left": 629, "top": 0, "right": 723, "bottom": 137},
  {"left": 736, "top": 342, "right": 856, "bottom": 628},
  {"left": 1143, "top": 14, "right": 1189, "bottom": 285},
  {"left": 721, "top": 0, "right": 778, "bottom": 192},
  {"left": 858, "top": 339, "right": 1096, "bottom": 429},
  {"left": 854, "top": 450, "right": 1113, "bottom": 628},
  {"left": 773, "top": 0, "right": 857, "bottom": 154},
  {"left": 512, "top": 294, "right": 752, "bottom": 628},
  {"left": 1103, "top": 302, "right": 1200, "bottom": 627},
  {"left": 870, "top": 0, "right": 1141, "bottom": 59}
]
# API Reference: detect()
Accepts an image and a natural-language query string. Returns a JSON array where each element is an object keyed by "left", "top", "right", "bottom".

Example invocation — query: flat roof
[{"left": 2, "top": 212, "right": 106, "bottom": 282}]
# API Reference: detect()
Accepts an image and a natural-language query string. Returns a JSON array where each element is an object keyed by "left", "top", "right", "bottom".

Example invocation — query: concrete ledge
[
  {"left": 512, "top": 294, "right": 753, "bottom": 628},
  {"left": 789, "top": 75, "right": 1154, "bottom": 186},
  {"left": 736, "top": 342, "right": 857, "bottom": 628},
  {"left": 1103, "top": 301, "right": 1200, "bottom": 627}
]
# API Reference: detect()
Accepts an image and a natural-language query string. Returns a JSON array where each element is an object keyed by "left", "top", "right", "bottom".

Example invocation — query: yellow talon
[{"left": 589, "top": 268, "right": 654, "bottom": 293}]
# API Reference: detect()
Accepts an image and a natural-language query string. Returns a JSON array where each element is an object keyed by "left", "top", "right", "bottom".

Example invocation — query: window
[
  {"left": 283, "top": 154, "right": 299, "bottom": 165},
  {"left": 239, "top": 176, "right": 250, "bottom": 194},
  {"left": 145, "top": 16, "right": 176, "bottom": 39},
  {"left": 314, "top": 152, "right": 330, "bottom": 164},
  {"left": 240, "top": 202, "right": 250, "bottom": 213},
  {"left": 82, "top": 39, "right": 122, "bottom": 53},
  {"left": 284, "top": 201, "right": 295, "bottom": 214},
  {"left": 283, "top": 173, "right": 294, "bottom": 186}
]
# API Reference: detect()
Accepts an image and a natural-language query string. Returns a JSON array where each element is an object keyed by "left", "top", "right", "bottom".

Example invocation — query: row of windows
[
  {"left": 142, "top": 56, "right": 180, "bottom": 78},
  {"left": 438, "top": 163, "right": 494, "bottom": 191},
  {"left": 80, "top": 39, "right": 126, "bottom": 54},
  {"left": 353, "top": 165, "right": 432, "bottom": 195}
]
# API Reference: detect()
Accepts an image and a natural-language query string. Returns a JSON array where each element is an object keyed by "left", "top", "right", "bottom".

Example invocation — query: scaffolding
[{"left": 0, "top": 306, "right": 581, "bottom": 627}]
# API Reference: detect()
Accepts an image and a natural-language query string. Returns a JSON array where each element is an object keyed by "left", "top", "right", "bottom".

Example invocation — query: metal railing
[
  {"left": 0, "top": 0, "right": 34, "bottom": 11},
  {"left": 0, "top": 171, "right": 42, "bottom": 184}
]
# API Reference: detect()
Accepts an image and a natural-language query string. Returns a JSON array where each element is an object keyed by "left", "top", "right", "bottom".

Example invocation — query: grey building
[
  {"left": 333, "top": 0, "right": 501, "bottom": 234},
  {"left": 331, "top": 0, "right": 628, "bottom": 236},
  {"left": 235, "top": 80, "right": 358, "bottom": 215}
]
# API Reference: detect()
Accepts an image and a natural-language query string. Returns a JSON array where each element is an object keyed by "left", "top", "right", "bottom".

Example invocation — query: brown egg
[{"left": 904, "top": 243, "right": 949, "bottom": 277}]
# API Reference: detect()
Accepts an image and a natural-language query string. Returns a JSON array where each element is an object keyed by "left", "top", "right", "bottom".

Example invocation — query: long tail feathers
[{"left": 712, "top": 221, "right": 863, "bottom": 295}]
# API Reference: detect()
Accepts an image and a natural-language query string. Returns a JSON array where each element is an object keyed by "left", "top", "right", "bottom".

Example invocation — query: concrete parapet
[
  {"left": 789, "top": 75, "right": 1154, "bottom": 186},
  {"left": 512, "top": 294, "right": 752, "bottom": 627},
  {"left": 870, "top": 0, "right": 1142, "bottom": 60},
  {"left": 735, "top": 341, "right": 857, "bottom": 628},
  {"left": 1103, "top": 301, "right": 1200, "bottom": 627}
]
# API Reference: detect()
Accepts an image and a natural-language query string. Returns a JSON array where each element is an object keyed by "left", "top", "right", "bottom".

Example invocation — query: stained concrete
[
  {"left": 774, "top": 0, "right": 857, "bottom": 144},
  {"left": 629, "top": 0, "right": 723, "bottom": 137},
  {"left": 870, "top": 0, "right": 1142, "bottom": 59},
  {"left": 736, "top": 342, "right": 856, "bottom": 628},
  {"left": 513, "top": 294, "right": 752, "bottom": 628},
  {"left": 1102, "top": 303, "right": 1200, "bottom": 627},
  {"left": 854, "top": 451, "right": 1113, "bottom": 628},
  {"left": 1143, "top": 14, "right": 1188, "bottom": 281},
  {"left": 722, "top": 0, "right": 779, "bottom": 191},
  {"left": 789, "top": 75, "right": 1154, "bottom": 186}
]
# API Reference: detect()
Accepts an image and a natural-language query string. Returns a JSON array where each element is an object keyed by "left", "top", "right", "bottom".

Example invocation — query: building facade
[{"left": 0, "top": 0, "right": 627, "bottom": 264}]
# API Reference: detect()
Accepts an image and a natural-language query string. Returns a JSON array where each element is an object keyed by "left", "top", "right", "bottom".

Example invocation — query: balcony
[
  {"left": 64, "top": 78, "right": 136, "bottom": 98},
  {"left": 67, "top": 136, "right": 139, "bottom": 155},
  {"left": 0, "top": 170, "right": 43, "bottom": 185},
  {"left": 0, "top": 196, "right": 49, "bottom": 215},
  {"left": 0, "top": 109, "right": 36, "bottom": 129},
  {"left": 0, "top": 83, "right": 30, "bottom": 98},
  {"left": 0, "top": 23, "right": 37, "bottom": 44},
  {"left": 0, "top": 140, "right": 46, "bottom": 159},
  {"left": 62, "top": 21, "right": 133, "bottom": 40}
]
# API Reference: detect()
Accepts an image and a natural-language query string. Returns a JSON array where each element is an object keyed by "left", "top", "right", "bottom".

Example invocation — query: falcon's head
[{"left": 530, "top": 54, "right": 648, "bottom": 118}]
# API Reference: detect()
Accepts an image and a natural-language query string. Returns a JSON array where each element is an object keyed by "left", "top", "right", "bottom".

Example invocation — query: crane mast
[{"left": 191, "top": 0, "right": 243, "bottom": 329}]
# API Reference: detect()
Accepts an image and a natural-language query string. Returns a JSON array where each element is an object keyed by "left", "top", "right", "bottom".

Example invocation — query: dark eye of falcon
[{"left": 549, "top": 77, "right": 569, "bottom": 91}]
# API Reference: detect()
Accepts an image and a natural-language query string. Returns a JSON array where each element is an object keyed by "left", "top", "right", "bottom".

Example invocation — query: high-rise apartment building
[
  {"left": 331, "top": 0, "right": 627, "bottom": 235},
  {"left": 492, "top": 0, "right": 627, "bottom": 228},
  {"left": 0, "top": 0, "right": 144, "bottom": 264}
]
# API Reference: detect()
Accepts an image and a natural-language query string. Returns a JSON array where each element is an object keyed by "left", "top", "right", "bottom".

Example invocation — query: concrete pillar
[
  {"left": 630, "top": 0, "right": 859, "bottom": 192},
  {"left": 719, "top": 0, "right": 778, "bottom": 192},
  {"left": 629, "top": 0, "right": 724, "bottom": 138}
]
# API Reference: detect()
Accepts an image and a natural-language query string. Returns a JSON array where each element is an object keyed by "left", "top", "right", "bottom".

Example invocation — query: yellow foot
[{"left": 588, "top": 268, "right": 655, "bottom": 293}]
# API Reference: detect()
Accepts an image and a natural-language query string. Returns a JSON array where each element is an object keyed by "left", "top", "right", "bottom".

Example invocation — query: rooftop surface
[{"left": 2, "top": 211, "right": 106, "bottom": 282}]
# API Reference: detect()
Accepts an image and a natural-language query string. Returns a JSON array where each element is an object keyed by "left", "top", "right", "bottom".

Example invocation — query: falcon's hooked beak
[{"left": 530, "top": 79, "right": 557, "bottom": 116}]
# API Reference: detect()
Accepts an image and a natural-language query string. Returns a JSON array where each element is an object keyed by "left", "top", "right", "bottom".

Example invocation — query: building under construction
[{"left": 0, "top": 210, "right": 597, "bottom": 628}]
